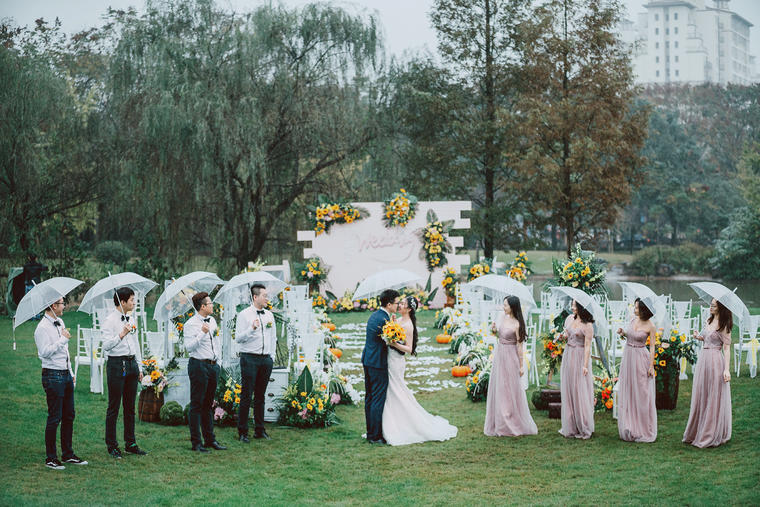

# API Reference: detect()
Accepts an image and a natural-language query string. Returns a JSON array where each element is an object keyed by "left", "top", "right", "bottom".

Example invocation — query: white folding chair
[
  {"left": 734, "top": 315, "right": 760, "bottom": 377},
  {"left": 671, "top": 300, "right": 692, "bottom": 323},
  {"left": 144, "top": 331, "right": 166, "bottom": 367},
  {"left": 524, "top": 322, "right": 539, "bottom": 387},
  {"left": 74, "top": 326, "right": 105, "bottom": 394}
]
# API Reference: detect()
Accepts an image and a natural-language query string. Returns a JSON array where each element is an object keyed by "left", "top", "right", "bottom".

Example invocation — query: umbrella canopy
[
  {"left": 549, "top": 286, "right": 609, "bottom": 336},
  {"left": 618, "top": 282, "right": 669, "bottom": 331},
  {"left": 153, "top": 271, "right": 224, "bottom": 322},
  {"left": 214, "top": 271, "right": 288, "bottom": 308},
  {"left": 352, "top": 269, "right": 423, "bottom": 301},
  {"left": 689, "top": 281, "right": 751, "bottom": 326},
  {"left": 79, "top": 272, "right": 157, "bottom": 315},
  {"left": 464, "top": 274, "right": 536, "bottom": 311},
  {"left": 13, "top": 277, "right": 83, "bottom": 329},
  {"left": 618, "top": 281, "right": 657, "bottom": 302}
]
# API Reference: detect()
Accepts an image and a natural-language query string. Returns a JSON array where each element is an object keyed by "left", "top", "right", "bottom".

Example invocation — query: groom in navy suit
[{"left": 361, "top": 289, "right": 400, "bottom": 444}]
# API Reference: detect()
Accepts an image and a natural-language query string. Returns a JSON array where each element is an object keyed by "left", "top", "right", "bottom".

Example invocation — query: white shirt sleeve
[
  {"left": 184, "top": 316, "right": 204, "bottom": 353},
  {"left": 235, "top": 310, "right": 255, "bottom": 344},
  {"left": 34, "top": 322, "right": 67, "bottom": 359},
  {"left": 101, "top": 314, "right": 123, "bottom": 352}
]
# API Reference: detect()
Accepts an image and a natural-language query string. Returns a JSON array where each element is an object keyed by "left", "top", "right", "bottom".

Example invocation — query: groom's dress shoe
[{"left": 369, "top": 438, "right": 387, "bottom": 445}]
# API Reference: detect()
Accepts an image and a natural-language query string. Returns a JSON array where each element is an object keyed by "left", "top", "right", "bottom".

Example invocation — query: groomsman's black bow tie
[
  {"left": 203, "top": 317, "right": 210, "bottom": 323},
  {"left": 256, "top": 310, "right": 265, "bottom": 315},
  {"left": 53, "top": 320, "right": 61, "bottom": 327},
  {"left": 121, "top": 315, "right": 130, "bottom": 322}
]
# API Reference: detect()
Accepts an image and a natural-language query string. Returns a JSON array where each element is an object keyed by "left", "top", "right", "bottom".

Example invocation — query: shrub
[
  {"left": 630, "top": 243, "right": 714, "bottom": 276},
  {"left": 160, "top": 401, "right": 185, "bottom": 425},
  {"left": 531, "top": 390, "right": 548, "bottom": 411},
  {"left": 94, "top": 241, "right": 132, "bottom": 266},
  {"left": 711, "top": 208, "right": 760, "bottom": 280}
]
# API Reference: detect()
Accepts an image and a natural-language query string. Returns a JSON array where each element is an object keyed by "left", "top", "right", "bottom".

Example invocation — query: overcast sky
[{"left": 2, "top": 0, "right": 759, "bottom": 62}]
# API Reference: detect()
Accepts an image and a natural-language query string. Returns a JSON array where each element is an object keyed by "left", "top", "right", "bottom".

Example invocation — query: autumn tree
[{"left": 518, "top": 0, "right": 649, "bottom": 256}]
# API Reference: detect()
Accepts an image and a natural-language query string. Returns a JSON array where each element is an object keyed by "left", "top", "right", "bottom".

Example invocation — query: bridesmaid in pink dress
[
  {"left": 484, "top": 296, "right": 538, "bottom": 437},
  {"left": 558, "top": 300, "right": 595, "bottom": 439},
  {"left": 683, "top": 298, "right": 732, "bottom": 448},
  {"left": 616, "top": 298, "right": 657, "bottom": 442}
]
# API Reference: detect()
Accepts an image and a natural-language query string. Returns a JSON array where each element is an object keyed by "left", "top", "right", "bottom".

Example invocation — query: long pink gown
[
  {"left": 683, "top": 329, "right": 732, "bottom": 448},
  {"left": 484, "top": 325, "right": 538, "bottom": 437},
  {"left": 617, "top": 322, "right": 657, "bottom": 442},
  {"left": 559, "top": 324, "right": 594, "bottom": 439}
]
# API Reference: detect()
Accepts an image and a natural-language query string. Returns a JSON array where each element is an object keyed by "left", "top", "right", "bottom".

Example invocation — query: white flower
[{"left": 141, "top": 376, "right": 153, "bottom": 387}]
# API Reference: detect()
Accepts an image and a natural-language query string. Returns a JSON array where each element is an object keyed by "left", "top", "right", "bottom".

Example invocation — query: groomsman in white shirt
[
  {"left": 236, "top": 283, "right": 276, "bottom": 442},
  {"left": 35, "top": 297, "right": 88, "bottom": 469},
  {"left": 184, "top": 292, "right": 226, "bottom": 452},
  {"left": 101, "top": 287, "right": 147, "bottom": 458}
]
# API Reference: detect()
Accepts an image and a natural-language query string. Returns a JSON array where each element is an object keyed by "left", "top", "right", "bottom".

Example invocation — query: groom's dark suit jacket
[{"left": 361, "top": 309, "right": 389, "bottom": 369}]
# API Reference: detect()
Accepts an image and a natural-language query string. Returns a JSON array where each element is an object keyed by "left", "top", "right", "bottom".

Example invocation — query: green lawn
[{"left": 1, "top": 309, "right": 758, "bottom": 505}]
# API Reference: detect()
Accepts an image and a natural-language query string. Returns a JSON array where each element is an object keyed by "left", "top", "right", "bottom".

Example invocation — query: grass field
[{"left": 1, "top": 308, "right": 758, "bottom": 506}]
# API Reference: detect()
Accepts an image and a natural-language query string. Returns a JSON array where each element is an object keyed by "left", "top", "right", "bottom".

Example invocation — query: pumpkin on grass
[
  {"left": 322, "top": 323, "right": 336, "bottom": 332},
  {"left": 436, "top": 334, "right": 452, "bottom": 344},
  {"left": 329, "top": 347, "right": 342, "bottom": 359},
  {"left": 451, "top": 365, "right": 471, "bottom": 377}
]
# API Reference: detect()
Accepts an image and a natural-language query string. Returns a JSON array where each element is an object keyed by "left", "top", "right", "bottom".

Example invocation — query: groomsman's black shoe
[
  {"left": 238, "top": 434, "right": 250, "bottom": 443},
  {"left": 191, "top": 444, "right": 209, "bottom": 453},
  {"left": 368, "top": 438, "right": 387, "bottom": 445},
  {"left": 206, "top": 441, "right": 227, "bottom": 450},
  {"left": 108, "top": 448, "right": 123, "bottom": 459},
  {"left": 253, "top": 431, "right": 271, "bottom": 440},
  {"left": 45, "top": 458, "right": 65, "bottom": 470},
  {"left": 63, "top": 455, "right": 88, "bottom": 465},
  {"left": 125, "top": 444, "right": 147, "bottom": 455}
]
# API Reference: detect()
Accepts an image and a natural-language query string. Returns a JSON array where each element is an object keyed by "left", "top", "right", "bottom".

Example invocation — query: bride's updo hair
[{"left": 405, "top": 296, "right": 419, "bottom": 356}]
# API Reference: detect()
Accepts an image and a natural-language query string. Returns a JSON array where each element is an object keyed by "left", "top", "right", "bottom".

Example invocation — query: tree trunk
[{"left": 483, "top": 0, "right": 495, "bottom": 259}]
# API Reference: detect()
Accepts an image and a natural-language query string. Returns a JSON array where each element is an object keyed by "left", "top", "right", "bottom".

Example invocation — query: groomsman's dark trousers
[
  {"left": 238, "top": 353, "right": 273, "bottom": 437},
  {"left": 363, "top": 365, "right": 388, "bottom": 441},
  {"left": 42, "top": 368, "right": 75, "bottom": 460},
  {"left": 105, "top": 356, "right": 139, "bottom": 451},
  {"left": 188, "top": 357, "right": 219, "bottom": 447}
]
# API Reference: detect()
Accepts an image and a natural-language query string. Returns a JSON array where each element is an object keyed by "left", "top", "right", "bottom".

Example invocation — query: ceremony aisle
[{"left": 1, "top": 309, "right": 758, "bottom": 505}]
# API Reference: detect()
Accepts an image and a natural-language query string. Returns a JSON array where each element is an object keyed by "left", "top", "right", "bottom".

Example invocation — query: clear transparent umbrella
[
  {"left": 352, "top": 269, "right": 423, "bottom": 301},
  {"left": 79, "top": 272, "right": 157, "bottom": 315},
  {"left": 549, "top": 286, "right": 609, "bottom": 337},
  {"left": 618, "top": 282, "right": 670, "bottom": 332},
  {"left": 214, "top": 271, "right": 288, "bottom": 308},
  {"left": 689, "top": 281, "right": 751, "bottom": 326},
  {"left": 13, "top": 277, "right": 83, "bottom": 329},
  {"left": 465, "top": 274, "right": 536, "bottom": 311},
  {"left": 153, "top": 271, "right": 224, "bottom": 322}
]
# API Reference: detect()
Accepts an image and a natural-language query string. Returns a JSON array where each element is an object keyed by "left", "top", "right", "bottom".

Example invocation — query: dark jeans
[
  {"left": 188, "top": 358, "right": 219, "bottom": 446},
  {"left": 237, "top": 354, "right": 273, "bottom": 436},
  {"left": 105, "top": 357, "right": 139, "bottom": 450},
  {"left": 363, "top": 365, "right": 388, "bottom": 441},
  {"left": 41, "top": 369, "right": 75, "bottom": 460}
]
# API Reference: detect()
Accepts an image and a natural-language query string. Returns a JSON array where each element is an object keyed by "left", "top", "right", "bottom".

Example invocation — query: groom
[{"left": 361, "top": 289, "right": 400, "bottom": 444}]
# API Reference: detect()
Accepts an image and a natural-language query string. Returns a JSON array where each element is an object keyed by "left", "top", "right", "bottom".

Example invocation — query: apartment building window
[
  {"left": 656, "top": 42, "right": 660, "bottom": 49},
  {"left": 675, "top": 41, "right": 679, "bottom": 48},
  {"left": 675, "top": 55, "right": 679, "bottom": 62},
  {"left": 675, "top": 70, "right": 679, "bottom": 77},
  {"left": 675, "top": 27, "right": 678, "bottom": 34},
  {"left": 656, "top": 28, "right": 659, "bottom": 35},
  {"left": 666, "top": 28, "right": 669, "bottom": 35},
  {"left": 655, "top": 14, "right": 659, "bottom": 21},
  {"left": 666, "top": 41, "right": 670, "bottom": 48},
  {"left": 656, "top": 70, "right": 660, "bottom": 77},
  {"left": 674, "top": 13, "right": 678, "bottom": 20},
  {"left": 656, "top": 56, "right": 660, "bottom": 63}
]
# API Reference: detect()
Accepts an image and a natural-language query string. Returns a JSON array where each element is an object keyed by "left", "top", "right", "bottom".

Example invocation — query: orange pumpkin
[
  {"left": 436, "top": 333, "right": 452, "bottom": 344},
  {"left": 451, "top": 365, "right": 471, "bottom": 377},
  {"left": 329, "top": 347, "right": 342, "bottom": 359},
  {"left": 322, "top": 323, "right": 336, "bottom": 332}
]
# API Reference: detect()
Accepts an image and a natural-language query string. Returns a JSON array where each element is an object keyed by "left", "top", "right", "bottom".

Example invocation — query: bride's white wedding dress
[{"left": 382, "top": 349, "right": 458, "bottom": 446}]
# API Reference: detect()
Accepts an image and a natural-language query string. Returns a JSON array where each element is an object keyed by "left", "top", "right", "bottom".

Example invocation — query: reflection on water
[{"left": 528, "top": 275, "right": 760, "bottom": 310}]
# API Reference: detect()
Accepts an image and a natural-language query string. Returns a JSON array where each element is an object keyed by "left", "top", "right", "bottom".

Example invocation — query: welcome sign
[{"left": 297, "top": 201, "right": 471, "bottom": 307}]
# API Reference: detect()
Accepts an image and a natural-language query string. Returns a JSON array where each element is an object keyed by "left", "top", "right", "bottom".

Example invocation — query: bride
[{"left": 382, "top": 296, "right": 457, "bottom": 446}]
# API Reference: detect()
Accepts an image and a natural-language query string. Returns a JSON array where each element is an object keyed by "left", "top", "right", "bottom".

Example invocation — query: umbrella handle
[{"left": 108, "top": 271, "right": 127, "bottom": 318}]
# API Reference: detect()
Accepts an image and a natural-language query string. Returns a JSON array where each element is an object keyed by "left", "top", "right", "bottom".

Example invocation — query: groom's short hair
[{"left": 379, "top": 289, "right": 400, "bottom": 307}]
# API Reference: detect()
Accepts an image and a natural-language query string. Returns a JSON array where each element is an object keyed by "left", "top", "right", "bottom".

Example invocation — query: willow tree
[
  {"left": 518, "top": 0, "right": 649, "bottom": 256},
  {"left": 102, "top": 0, "right": 382, "bottom": 268},
  {"left": 429, "top": 0, "right": 533, "bottom": 258}
]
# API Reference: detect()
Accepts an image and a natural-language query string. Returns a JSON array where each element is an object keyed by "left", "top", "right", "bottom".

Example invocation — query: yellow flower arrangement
[
  {"left": 383, "top": 188, "right": 418, "bottom": 227},
  {"left": 312, "top": 202, "right": 366, "bottom": 235},
  {"left": 381, "top": 320, "right": 407, "bottom": 345}
]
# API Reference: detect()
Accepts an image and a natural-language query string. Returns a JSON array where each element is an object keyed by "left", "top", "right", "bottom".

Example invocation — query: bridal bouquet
[{"left": 381, "top": 320, "right": 406, "bottom": 345}]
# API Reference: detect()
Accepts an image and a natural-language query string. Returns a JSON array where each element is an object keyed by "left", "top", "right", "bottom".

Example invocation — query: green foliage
[
  {"left": 711, "top": 208, "right": 760, "bottom": 280},
  {"left": 295, "top": 365, "right": 313, "bottom": 395},
  {"left": 531, "top": 389, "right": 548, "bottom": 410},
  {"left": 94, "top": 241, "right": 132, "bottom": 267},
  {"left": 631, "top": 243, "right": 715, "bottom": 276},
  {"left": 159, "top": 401, "right": 185, "bottom": 425}
]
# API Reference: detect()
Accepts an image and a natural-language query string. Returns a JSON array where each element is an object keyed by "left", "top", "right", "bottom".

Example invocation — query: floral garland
[
  {"left": 383, "top": 188, "right": 418, "bottom": 227},
  {"left": 311, "top": 201, "right": 366, "bottom": 236},
  {"left": 506, "top": 251, "right": 532, "bottom": 282},
  {"left": 467, "top": 260, "right": 491, "bottom": 281},
  {"left": 441, "top": 266, "right": 458, "bottom": 297},
  {"left": 551, "top": 243, "right": 606, "bottom": 293},
  {"left": 418, "top": 210, "right": 454, "bottom": 271}
]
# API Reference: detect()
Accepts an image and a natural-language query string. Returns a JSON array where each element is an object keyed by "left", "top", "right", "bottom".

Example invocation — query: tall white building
[{"left": 620, "top": 0, "right": 757, "bottom": 85}]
